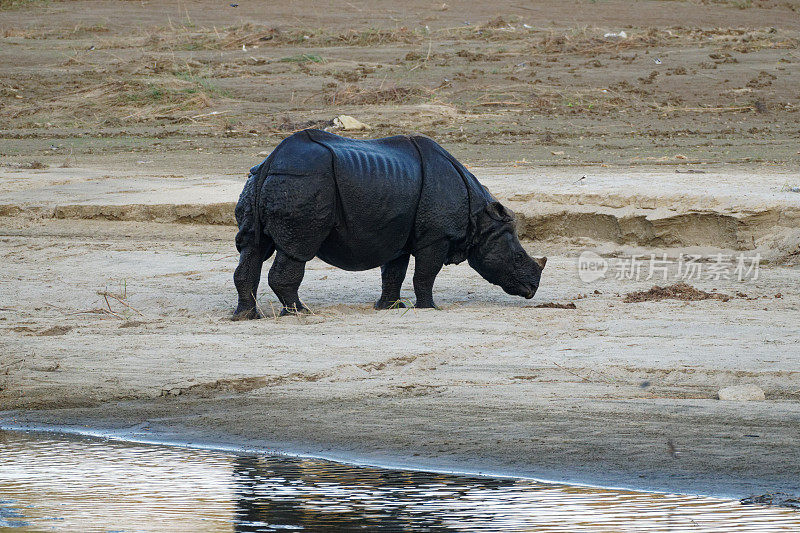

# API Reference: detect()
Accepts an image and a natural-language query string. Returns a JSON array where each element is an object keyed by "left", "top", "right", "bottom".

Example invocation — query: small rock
[
  {"left": 718, "top": 384, "right": 765, "bottom": 401},
  {"left": 332, "top": 115, "right": 371, "bottom": 131}
]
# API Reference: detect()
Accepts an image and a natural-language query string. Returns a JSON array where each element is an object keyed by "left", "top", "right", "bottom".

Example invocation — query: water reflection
[
  {"left": 0, "top": 430, "right": 798, "bottom": 532},
  {"left": 230, "top": 455, "right": 516, "bottom": 532}
]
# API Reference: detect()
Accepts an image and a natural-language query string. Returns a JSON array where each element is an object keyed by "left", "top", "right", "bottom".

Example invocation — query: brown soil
[
  {"left": 624, "top": 282, "right": 732, "bottom": 303},
  {"left": 2, "top": 0, "right": 800, "bottom": 170},
  {"left": 533, "top": 301, "right": 577, "bottom": 309}
]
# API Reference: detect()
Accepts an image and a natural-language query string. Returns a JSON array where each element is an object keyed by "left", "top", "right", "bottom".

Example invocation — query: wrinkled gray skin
[{"left": 233, "top": 129, "right": 545, "bottom": 319}]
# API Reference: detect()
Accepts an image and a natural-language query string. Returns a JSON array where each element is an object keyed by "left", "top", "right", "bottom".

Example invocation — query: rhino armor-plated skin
[{"left": 233, "top": 129, "right": 545, "bottom": 319}]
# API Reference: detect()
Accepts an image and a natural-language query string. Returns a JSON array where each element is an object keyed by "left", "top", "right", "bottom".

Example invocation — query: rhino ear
[
  {"left": 535, "top": 256, "right": 547, "bottom": 269},
  {"left": 484, "top": 201, "right": 515, "bottom": 222}
]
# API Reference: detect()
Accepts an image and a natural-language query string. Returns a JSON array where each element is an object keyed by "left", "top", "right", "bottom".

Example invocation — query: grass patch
[
  {"left": 279, "top": 53, "right": 325, "bottom": 64},
  {"left": 118, "top": 81, "right": 215, "bottom": 111},
  {"left": 173, "top": 72, "right": 230, "bottom": 97},
  {"left": 121, "top": 84, "right": 166, "bottom": 104},
  {"left": 0, "top": 0, "right": 47, "bottom": 10}
]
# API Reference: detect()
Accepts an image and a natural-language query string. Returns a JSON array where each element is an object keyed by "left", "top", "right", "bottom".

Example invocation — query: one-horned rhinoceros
[{"left": 233, "top": 129, "right": 546, "bottom": 319}]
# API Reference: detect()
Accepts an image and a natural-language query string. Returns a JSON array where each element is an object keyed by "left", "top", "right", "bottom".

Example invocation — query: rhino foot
[
  {"left": 232, "top": 307, "right": 261, "bottom": 321},
  {"left": 279, "top": 303, "right": 311, "bottom": 317},
  {"left": 414, "top": 299, "right": 440, "bottom": 310}
]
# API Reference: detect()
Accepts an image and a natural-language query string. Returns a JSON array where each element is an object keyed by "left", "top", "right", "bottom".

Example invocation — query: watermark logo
[
  {"left": 577, "top": 252, "right": 760, "bottom": 283},
  {"left": 577, "top": 251, "right": 608, "bottom": 283}
]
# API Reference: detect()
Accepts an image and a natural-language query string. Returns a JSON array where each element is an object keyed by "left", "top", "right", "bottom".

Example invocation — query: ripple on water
[{"left": 0, "top": 430, "right": 798, "bottom": 532}]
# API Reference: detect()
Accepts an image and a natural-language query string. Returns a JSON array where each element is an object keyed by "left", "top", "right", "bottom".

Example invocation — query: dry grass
[
  {"left": 326, "top": 84, "right": 426, "bottom": 105},
  {"left": 17, "top": 160, "right": 48, "bottom": 169},
  {"left": 1, "top": 75, "right": 218, "bottom": 125}
]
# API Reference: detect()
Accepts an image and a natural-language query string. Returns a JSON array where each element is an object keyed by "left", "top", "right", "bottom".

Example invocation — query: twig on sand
[
  {"left": 97, "top": 290, "right": 143, "bottom": 316},
  {"left": 552, "top": 361, "right": 593, "bottom": 382},
  {"left": 211, "top": 254, "right": 238, "bottom": 261},
  {"left": 252, "top": 291, "right": 268, "bottom": 320},
  {"left": 552, "top": 361, "right": 616, "bottom": 384},
  {"left": 68, "top": 308, "right": 124, "bottom": 319},
  {"left": 662, "top": 105, "right": 754, "bottom": 114},
  {"left": 408, "top": 38, "right": 433, "bottom": 72},
  {"left": 475, "top": 101, "right": 525, "bottom": 107},
  {"left": 191, "top": 110, "right": 229, "bottom": 119}
]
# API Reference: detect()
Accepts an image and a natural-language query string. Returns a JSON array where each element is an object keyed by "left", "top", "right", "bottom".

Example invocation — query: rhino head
[{"left": 467, "top": 201, "right": 546, "bottom": 299}]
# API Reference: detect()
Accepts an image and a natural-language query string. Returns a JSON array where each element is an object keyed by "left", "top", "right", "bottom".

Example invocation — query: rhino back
[{"left": 305, "top": 129, "right": 423, "bottom": 269}]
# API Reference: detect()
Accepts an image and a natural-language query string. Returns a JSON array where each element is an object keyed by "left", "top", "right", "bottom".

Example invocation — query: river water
[{"left": 1, "top": 430, "right": 798, "bottom": 532}]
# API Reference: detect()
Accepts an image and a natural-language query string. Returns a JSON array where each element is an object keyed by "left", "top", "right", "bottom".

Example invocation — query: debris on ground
[
  {"left": 623, "top": 282, "right": 731, "bottom": 303},
  {"left": 741, "top": 493, "right": 800, "bottom": 510},
  {"left": 603, "top": 31, "right": 627, "bottom": 39},
  {"left": 718, "top": 384, "right": 765, "bottom": 401},
  {"left": 533, "top": 302, "right": 577, "bottom": 309},
  {"left": 37, "top": 325, "right": 73, "bottom": 337},
  {"left": 330, "top": 115, "right": 372, "bottom": 131},
  {"left": 13, "top": 161, "right": 49, "bottom": 170},
  {"left": 276, "top": 117, "right": 333, "bottom": 132}
]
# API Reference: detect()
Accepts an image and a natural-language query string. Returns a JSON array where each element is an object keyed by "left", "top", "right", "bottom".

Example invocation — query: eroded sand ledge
[{"left": 1, "top": 166, "right": 799, "bottom": 498}]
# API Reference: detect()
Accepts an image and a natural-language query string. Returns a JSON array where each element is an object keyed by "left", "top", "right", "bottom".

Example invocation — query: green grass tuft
[{"left": 279, "top": 53, "right": 325, "bottom": 64}]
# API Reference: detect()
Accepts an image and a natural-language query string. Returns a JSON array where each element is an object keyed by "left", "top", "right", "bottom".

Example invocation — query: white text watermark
[{"left": 577, "top": 251, "right": 760, "bottom": 283}]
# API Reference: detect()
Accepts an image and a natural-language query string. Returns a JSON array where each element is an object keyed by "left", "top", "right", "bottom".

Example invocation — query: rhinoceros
[{"left": 233, "top": 129, "right": 546, "bottom": 319}]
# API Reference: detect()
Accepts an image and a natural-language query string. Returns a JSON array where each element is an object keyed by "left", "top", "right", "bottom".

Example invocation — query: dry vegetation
[
  {"left": 1, "top": 0, "right": 799, "bottom": 166},
  {"left": 623, "top": 282, "right": 733, "bottom": 303}
]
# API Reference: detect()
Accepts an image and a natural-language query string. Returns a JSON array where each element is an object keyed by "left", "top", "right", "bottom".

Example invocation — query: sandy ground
[
  {"left": 1, "top": 203, "right": 799, "bottom": 497},
  {"left": 1, "top": 0, "right": 800, "bottom": 501}
]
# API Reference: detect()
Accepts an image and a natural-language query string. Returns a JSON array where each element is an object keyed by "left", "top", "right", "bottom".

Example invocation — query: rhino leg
[
  {"left": 375, "top": 253, "right": 410, "bottom": 309},
  {"left": 413, "top": 241, "right": 448, "bottom": 309},
  {"left": 233, "top": 238, "right": 275, "bottom": 321},
  {"left": 268, "top": 250, "right": 310, "bottom": 316}
]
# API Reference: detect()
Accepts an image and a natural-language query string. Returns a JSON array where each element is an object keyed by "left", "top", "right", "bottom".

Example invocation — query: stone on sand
[{"left": 718, "top": 384, "right": 765, "bottom": 401}]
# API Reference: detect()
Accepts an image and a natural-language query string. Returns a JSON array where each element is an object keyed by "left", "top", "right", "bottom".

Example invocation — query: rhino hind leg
[
  {"left": 233, "top": 236, "right": 275, "bottom": 320},
  {"left": 412, "top": 241, "right": 448, "bottom": 309},
  {"left": 268, "top": 250, "right": 310, "bottom": 316},
  {"left": 375, "top": 253, "right": 410, "bottom": 309}
]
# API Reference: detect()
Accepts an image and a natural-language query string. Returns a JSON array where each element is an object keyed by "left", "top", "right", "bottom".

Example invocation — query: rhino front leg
[
  {"left": 375, "top": 253, "right": 410, "bottom": 309},
  {"left": 233, "top": 241, "right": 274, "bottom": 320},
  {"left": 269, "top": 250, "right": 310, "bottom": 316},
  {"left": 413, "top": 241, "right": 448, "bottom": 309}
]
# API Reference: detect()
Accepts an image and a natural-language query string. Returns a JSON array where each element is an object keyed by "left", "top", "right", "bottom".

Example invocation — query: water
[{"left": 1, "top": 430, "right": 798, "bottom": 532}]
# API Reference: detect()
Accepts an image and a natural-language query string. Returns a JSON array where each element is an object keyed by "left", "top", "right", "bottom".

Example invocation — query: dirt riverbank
[{"left": 1, "top": 212, "right": 799, "bottom": 497}]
